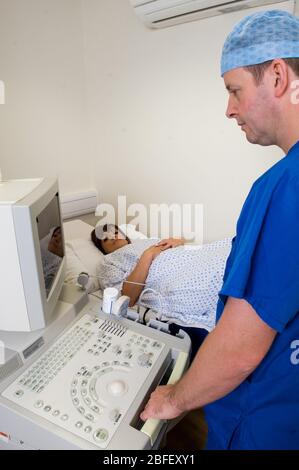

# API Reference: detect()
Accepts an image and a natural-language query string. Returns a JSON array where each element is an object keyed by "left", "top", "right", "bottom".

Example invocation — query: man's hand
[
  {"left": 140, "top": 384, "right": 183, "bottom": 421},
  {"left": 157, "top": 238, "right": 185, "bottom": 249},
  {"left": 141, "top": 297, "right": 277, "bottom": 421}
]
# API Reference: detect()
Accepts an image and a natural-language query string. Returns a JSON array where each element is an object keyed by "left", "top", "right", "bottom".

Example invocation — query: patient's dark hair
[
  {"left": 91, "top": 229, "right": 106, "bottom": 254},
  {"left": 91, "top": 224, "right": 130, "bottom": 255}
]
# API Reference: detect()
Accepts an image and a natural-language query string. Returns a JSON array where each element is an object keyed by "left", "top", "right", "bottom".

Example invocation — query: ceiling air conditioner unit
[{"left": 129, "top": 0, "right": 289, "bottom": 29}]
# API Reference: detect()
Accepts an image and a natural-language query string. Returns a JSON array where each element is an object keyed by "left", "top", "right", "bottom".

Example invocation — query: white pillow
[
  {"left": 118, "top": 224, "right": 147, "bottom": 240},
  {"left": 64, "top": 239, "right": 102, "bottom": 293},
  {"left": 63, "top": 219, "right": 94, "bottom": 241},
  {"left": 64, "top": 223, "right": 147, "bottom": 293}
]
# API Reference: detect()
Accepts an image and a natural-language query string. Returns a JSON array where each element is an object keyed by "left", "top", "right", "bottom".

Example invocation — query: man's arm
[{"left": 140, "top": 297, "right": 277, "bottom": 420}]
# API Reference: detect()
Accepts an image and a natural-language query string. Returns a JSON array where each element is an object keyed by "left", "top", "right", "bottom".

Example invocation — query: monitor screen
[
  {"left": 0, "top": 178, "right": 66, "bottom": 332},
  {"left": 36, "top": 193, "right": 64, "bottom": 297}
]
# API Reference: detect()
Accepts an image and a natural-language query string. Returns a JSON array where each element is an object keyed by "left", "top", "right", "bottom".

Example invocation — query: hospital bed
[
  {"left": 63, "top": 220, "right": 166, "bottom": 323},
  {"left": 0, "top": 220, "right": 191, "bottom": 450},
  {"left": 63, "top": 219, "right": 150, "bottom": 300}
]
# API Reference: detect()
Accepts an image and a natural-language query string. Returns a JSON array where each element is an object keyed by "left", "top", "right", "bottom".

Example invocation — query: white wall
[
  {"left": 0, "top": 0, "right": 91, "bottom": 194},
  {"left": 82, "top": 0, "right": 292, "bottom": 241},
  {"left": 0, "top": 0, "right": 294, "bottom": 241}
]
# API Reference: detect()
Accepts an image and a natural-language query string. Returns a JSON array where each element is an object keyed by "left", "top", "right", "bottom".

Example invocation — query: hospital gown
[{"left": 96, "top": 238, "right": 231, "bottom": 331}]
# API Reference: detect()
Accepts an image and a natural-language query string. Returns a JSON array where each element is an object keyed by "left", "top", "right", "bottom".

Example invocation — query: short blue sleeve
[{"left": 219, "top": 173, "right": 299, "bottom": 332}]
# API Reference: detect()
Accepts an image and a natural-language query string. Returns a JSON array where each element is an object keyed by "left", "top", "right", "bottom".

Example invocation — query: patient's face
[
  {"left": 48, "top": 227, "right": 63, "bottom": 258},
  {"left": 101, "top": 227, "right": 129, "bottom": 254}
]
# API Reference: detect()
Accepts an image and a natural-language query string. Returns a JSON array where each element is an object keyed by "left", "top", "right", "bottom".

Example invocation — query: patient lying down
[{"left": 91, "top": 224, "right": 231, "bottom": 334}]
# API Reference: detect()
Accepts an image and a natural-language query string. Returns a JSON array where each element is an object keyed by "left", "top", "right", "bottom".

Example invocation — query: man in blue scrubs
[{"left": 141, "top": 10, "right": 299, "bottom": 449}]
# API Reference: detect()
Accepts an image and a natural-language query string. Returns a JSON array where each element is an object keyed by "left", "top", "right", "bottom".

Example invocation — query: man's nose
[{"left": 226, "top": 97, "right": 237, "bottom": 119}]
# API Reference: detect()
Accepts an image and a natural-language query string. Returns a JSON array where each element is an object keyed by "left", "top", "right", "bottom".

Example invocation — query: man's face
[{"left": 224, "top": 67, "right": 276, "bottom": 146}]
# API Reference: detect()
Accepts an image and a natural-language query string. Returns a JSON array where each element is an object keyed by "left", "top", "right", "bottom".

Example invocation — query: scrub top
[{"left": 204, "top": 140, "right": 299, "bottom": 450}]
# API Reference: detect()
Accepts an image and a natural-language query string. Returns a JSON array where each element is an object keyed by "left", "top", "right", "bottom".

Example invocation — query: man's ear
[{"left": 271, "top": 59, "right": 289, "bottom": 97}]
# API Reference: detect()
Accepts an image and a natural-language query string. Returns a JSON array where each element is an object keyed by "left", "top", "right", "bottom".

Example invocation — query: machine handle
[{"left": 140, "top": 351, "right": 189, "bottom": 446}]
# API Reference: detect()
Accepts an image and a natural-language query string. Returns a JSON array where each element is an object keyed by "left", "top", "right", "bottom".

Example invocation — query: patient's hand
[
  {"left": 157, "top": 238, "right": 185, "bottom": 249},
  {"left": 142, "top": 245, "right": 168, "bottom": 263}
]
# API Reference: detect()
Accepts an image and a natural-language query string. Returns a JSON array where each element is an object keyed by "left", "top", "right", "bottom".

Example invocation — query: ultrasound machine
[{"left": 0, "top": 178, "right": 190, "bottom": 450}]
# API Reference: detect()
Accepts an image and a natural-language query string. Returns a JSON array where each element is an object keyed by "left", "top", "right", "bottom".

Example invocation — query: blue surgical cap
[{"left": 221, "top": 10, "right": 299, "bottom": 76}]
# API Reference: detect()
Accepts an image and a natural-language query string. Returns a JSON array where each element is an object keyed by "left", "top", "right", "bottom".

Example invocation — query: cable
[
  {"left": 122, "top": 280, "right": 146, "bottom": 287},
  {"left": 124, "top": 280, "right": 166, "bottom": 322},
  {"left": 77, "top": 272, "right": 165, "bottom": 320},
  {"left": 141, "top": 307, "right": 151, "bottom": 325},
  {"left": 138, "top": 287, "right": 165, "bottom": 321}
]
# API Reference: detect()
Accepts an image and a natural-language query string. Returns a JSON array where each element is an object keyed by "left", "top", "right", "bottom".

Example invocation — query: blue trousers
[{"left": 168, "top": 323, "right": 209, "bottom": 362}]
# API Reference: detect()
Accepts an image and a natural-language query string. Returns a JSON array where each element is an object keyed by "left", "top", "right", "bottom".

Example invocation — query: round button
[
  {"left": 91, "top": 405, "right": 100, "bottom": 413},
  {"left": 34, "top": 400, "right": 44, "bottom": 409},
  {"left": 107, "top": 380, "right": 127, "bottom": 396},
  {"left": 44, "top": 405, "right": 52, "bottom": 412},
  {"left": 84, "top": 426, "right": 92, "bottom": 434},
  {"left": 124, "top": 350, "right": 132, "bottom": 359},
  {"left": 93, "top": 428, "right": 109, "bottom": 443},
  {"left": 112, "top": 345, "right": 121, "bottom": 354},
  {"left": 75, "top": 421, "right": 83, "bottom": 428},
  {"left": 52, "top": 410, "right": 60, "bottom": 417},
  {"left": 61, "top": 414, "right": 69, "bottom": 421},
  {"left": 137, "top": 353, "right": 152, "bottom": 367},
  {"left": 85, "top": 413, "right": 95, "bottom": 422}
]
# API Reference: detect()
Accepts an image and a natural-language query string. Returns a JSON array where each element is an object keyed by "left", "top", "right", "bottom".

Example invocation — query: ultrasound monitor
[{"left": 0, "top": 178, "right": 66, "bottom": 332}]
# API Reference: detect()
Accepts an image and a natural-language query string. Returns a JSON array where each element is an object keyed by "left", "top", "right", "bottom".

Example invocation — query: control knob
[{"left": 137, "top": 353, "right": 152, "bottom": 368}]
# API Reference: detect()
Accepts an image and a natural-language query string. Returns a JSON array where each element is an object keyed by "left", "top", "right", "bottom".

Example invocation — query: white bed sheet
[{"left": 63, "top": 220, "right": 102, "bottom": 294}]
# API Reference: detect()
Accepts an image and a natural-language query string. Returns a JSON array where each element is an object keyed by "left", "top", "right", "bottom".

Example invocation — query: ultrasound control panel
[{"left": 0, "top": 297, "right": 190, "bottom": 450}]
